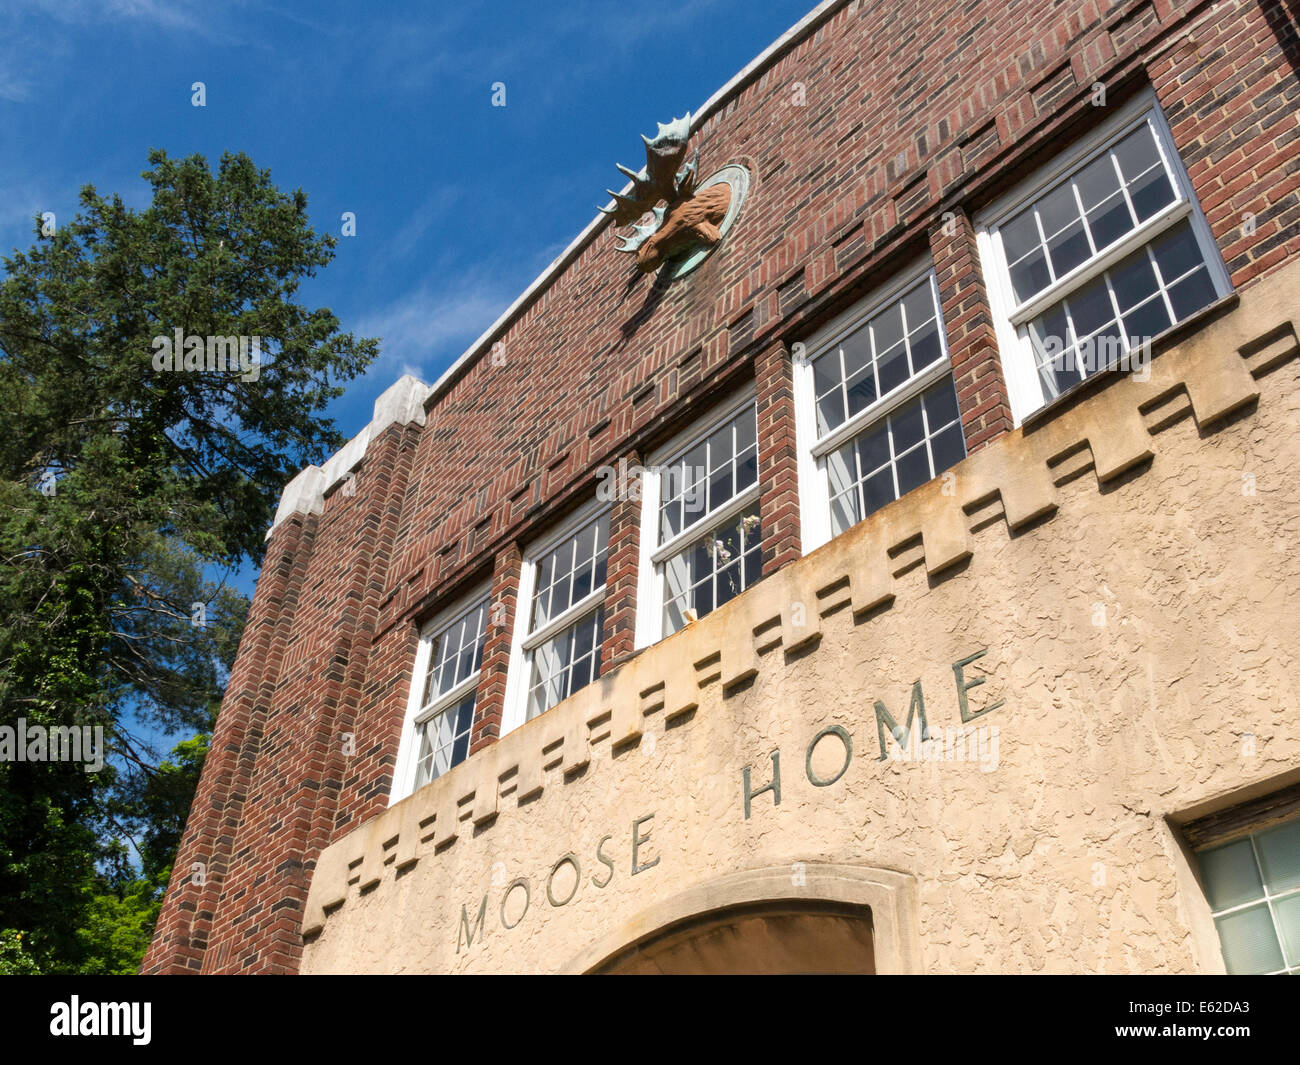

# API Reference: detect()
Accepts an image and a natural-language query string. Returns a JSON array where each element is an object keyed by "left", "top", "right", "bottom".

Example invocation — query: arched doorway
[
  {"left": 589, "top": 898, "right": 875, "bottom": 974},
  {"left": 565, "top": 862, "right": 922, "bottom": 974}
]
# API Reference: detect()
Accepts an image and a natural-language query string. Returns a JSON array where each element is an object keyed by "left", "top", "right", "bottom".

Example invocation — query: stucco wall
[{"left": 299, "top": 261, "right": 1300, "bottom": 974}]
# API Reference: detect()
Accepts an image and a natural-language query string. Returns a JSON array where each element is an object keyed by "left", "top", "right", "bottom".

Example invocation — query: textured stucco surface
[{"left": 301, "top": 268, "right": 1300, "bottom": 974}]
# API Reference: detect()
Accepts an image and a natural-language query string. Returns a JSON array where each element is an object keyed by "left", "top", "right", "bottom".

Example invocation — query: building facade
[{"left": 144, "top": 0, "right": 1300, "bottom": 974}]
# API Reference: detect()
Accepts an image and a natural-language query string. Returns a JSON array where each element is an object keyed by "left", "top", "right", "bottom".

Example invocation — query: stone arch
[{"left": 564, "top": 863, "right": 922, "bottom": 974}]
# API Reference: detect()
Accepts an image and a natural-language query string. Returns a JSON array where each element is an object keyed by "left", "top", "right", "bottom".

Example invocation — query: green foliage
[
  {"left": 75, "top": 873, "right": 167, "bottom": 976},
  {"left": 0, "top": 149, "right": 378, "bottom": 973},
  {"left": 0, "top": 929, "right": 42, "bottom": 974}
]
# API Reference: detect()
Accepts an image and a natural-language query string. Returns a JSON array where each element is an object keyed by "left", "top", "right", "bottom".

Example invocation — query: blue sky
[
  {"left": 1, "top": 0, "right": 813, "bottom": 440},
  {"left": 0, "top": 0, "right": 815, "bottom": 758}
]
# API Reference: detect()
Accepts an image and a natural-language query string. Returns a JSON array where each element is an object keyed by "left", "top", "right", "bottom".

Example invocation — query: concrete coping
[{"left": 268, "top": 373, "right": 429, "bottom": 536}]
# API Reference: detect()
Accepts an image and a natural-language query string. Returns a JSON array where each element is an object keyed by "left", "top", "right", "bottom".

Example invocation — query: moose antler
[
  {"left": 598, "top": 111, "right": 733, "bottom": 274},
  {"left": 598, "top": 114, "right": 696, "bottom": 228}
]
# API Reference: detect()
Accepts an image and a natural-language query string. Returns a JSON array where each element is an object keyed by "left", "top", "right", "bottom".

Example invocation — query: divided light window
[
  {"left": 652, "top": 402, "right": 761, "bottom": 640},
  {"left": 517, "top": 509, "right": 609, "bottom": 723},
  {"left": 979, "top": 95, "right": 1230, "bottom": 423},
  {"left": 795, "top": 267, "right": 966, "bottom": 554},
  {"left": 393, "top": 594, "right": 488, "bottom": 800},
  {"left": 1197, "top": 817, "right": 1300, "bottom": 975}
]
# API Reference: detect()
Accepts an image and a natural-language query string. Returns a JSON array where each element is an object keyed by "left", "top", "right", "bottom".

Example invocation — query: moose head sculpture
[{"left": 598, "top": 114, "right": 733, "bottom": 275}]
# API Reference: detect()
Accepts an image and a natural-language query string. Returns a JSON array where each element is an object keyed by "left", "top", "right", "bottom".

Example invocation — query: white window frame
[
  {"left": 502, "top": 496, "right": 610, "bottom": 735},
  {"left": 975, "top": 88, "right": 1231, "bottom": 425},
  {"left": 390, "top": 581, "right": 490, "bottom": 805},
  {"left": 793, "top": 259, "right": 957, "bottom": 555},
  {"left": 634, "top": 384, "right": 760, "bottom": 650}
]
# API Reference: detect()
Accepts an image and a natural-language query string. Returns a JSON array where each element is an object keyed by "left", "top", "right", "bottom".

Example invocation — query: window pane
[
  {"left": 1078, "top": 321, "right": 1125, "bottom": 378},
  {"left": 856, "top": 420, "right": 890, "bottom": 477},
  {"left": 1047, "top": 218, "right": 1091, "bottom": 279},
  {"left": 1114, "top": 123, "right": 1176, "bottom": 223},
  {"left": 1215, "top": 904, "right": 1285, "bottom": 975},
  {"left": 1086, "top": 190, "right": 1133, "bottom": 253},
  {"left": 734, "top": 404, "right": 756, "bottom": 456},
  {"left": 876, "top": 340, "right": 910, "bottom": 396},
  {"left": 1200, "top": 838, "right": 1263, "bottom": 912},
  {"left": 1114, "top": 124, "right": 1163, "bottom": 186},
  {"left": 845, "top": 365, "right": 878, "bottom": 419},
  {"left": 1130, "top": 165, "right": 1175, "bottom": 222},
  {"left": 908, "top": 316, "right": 943, "bottom": 372},
  {"left": 660, "top": 495, "right": 682, "bottom": 544},
  {"left": 1000, "top": 208, "right": 1040, "bottom": 264},
  {"left": 930, "top": 423, "right": 966, "bottom": 473},
  {"left": 870, "top": 302, "right": 904, "bottom": 360},
  {"left": 1274, "top": 892, "right": 1300, "bottom": 968},
  {"left": 1257, "top": 819, "right": 1300, "bottom": 894},
  {"left": 895, "top": 445, "right": 931, "bottom": 496},
  {"left": 709, "top": 458, "right": 733, "bottom": 511},
  {"left": 736, "top": 443, "right": 758, "bottom": 493},
  {"left": 902, "top": 282, "right": 937, "bottom": 336},
  {"left": 891, "top": 397, "right": 926, "bottom": 455},
  {"left": 1167, "top": 268, "right": 1216, "bottom": 320},
  {"left": 830, "top": 488, "right": 859, "bottom": 536},
  {"left": 923, "top": 377, "right": 961, "bottom": 432},
  {"left": 1122, "top": 295, "right": 1171, "bottom": 349},
  {"left": 827, "top": 441, "right": 857, "bottom": 498},
  {"left": 840, "top": 328, "right": 873, "bottom": 384},
  {"left": 813, "top": 351, "right": 846, "bottom": 434},
  {"left": 1038, "top": 182, "right": 1082, "bottom": 242},
  {"left": 1075, "top": 154, "right": 1123, "bottom": 213},
  {"left": 862, "top": 467, "right": 895, "bottom": 516},
  {"left": 1111, "top": 253, "right": 1159, "bottom": 313},
  {"left": 1151, "top": 221, "right": 1202, "bottom": 282},
  {"left": 1067, "top": 275, "right": 1115, "bottom": 340},
  {"left": 1030, "top": 305, "right": 1071, "bottom": 379}
]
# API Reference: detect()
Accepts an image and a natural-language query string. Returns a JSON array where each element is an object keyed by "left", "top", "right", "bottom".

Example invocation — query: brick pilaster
[
  {"left": 756, "top": 339, "right": 802, "bottom": 572},
  {"left": 140, "top": 509, "right": 317, "bottom": 974},
  {"left": 471, "top": 540, "right": 522, "bottom": 753},
  {"left": 601, "top": 449, "right": 643, "bottom": 671},
  {"left": 931, "top": 207, "right": 1015, "bottom": 453}
]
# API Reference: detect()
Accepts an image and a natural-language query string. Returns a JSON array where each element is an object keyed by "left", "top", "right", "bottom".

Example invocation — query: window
[
  {"left": 392, "top": 591, "right": 489, "bottom": 802},
  {"left": 504, "top": 504, "right": 609, "bottom": 732},
  {"left": 978, "top": 92, "right": 1231, "bottom": 423},
  {"left": 1197, "top": 818, "right": 1300, "bottom": 974},
  {"left": 794, "top": 265, "right": 966, "bottom": 554},
  {"left": 636, "top": 394, "right": 762, "bottom": 646}
]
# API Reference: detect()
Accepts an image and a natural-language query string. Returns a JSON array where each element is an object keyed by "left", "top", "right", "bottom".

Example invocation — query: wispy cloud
[
  {"left": 21, "top": 0, "right": 212, "bottom": 33},
  {"left": 354, "top": 265, "right": 526, "bottom": 385},
  {"left": 0, "top": 0, "right": 237, "bottom": 105}
]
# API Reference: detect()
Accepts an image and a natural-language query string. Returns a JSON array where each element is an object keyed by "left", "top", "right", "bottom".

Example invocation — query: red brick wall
[
  {"left": 600, "top": 447, "right": 644, "bottom": 673},
  {"left": 756, "top": 339, "right": 802, "bottom": 570},
  {"left": 146, "top": 0, "right": 1300, "bottom": 972}
]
